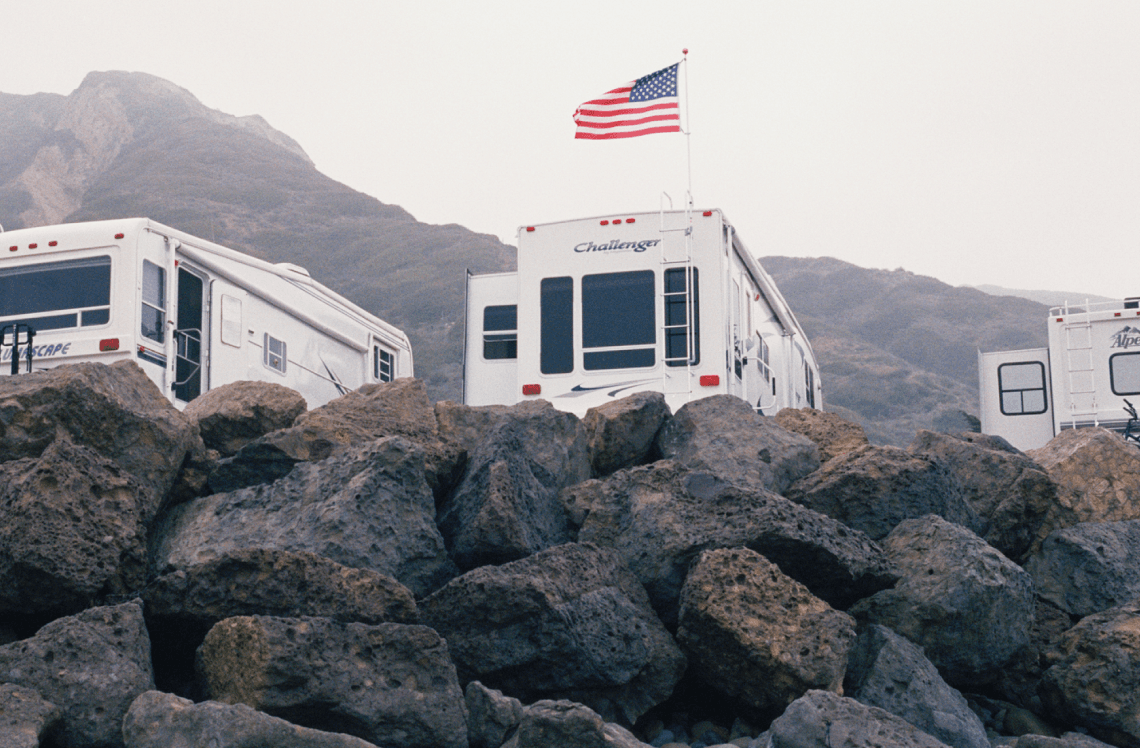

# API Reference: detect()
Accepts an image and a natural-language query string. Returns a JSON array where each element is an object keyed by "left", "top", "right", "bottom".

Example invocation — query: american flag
[{"left": 573, "top": 64, "right": 681, "bottom": 140}]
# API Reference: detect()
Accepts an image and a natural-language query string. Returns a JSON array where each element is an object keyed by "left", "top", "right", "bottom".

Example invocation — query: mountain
[
  {"left": 969, "top": 284, "right": 1115, "bottom": 307},
  {"left": 0, "top": 71, "right": 1065, "bottom": 445}
]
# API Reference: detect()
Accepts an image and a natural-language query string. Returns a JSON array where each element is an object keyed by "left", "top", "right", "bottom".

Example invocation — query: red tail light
[
  {"left": 522, "top": 384, "right": 541, "bottom": 395},
  {"left": 99, "top": 339, "right": 119, "bottom": 352},
  {"left": 699, "top": 375, "right": 719, "bottom": 387}
]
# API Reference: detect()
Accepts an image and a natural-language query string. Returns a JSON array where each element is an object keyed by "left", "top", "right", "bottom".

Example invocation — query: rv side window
[
  {"left": 998, "top": 362, "right": 1047, "bottom": 415},
  {"left": 1110, "top": 352, "right": 1140, "bottom": 395},
  {"left": 664, "top": 268, "right": 700, "bottom": 366},
  {"left": 541, "top": 277, "right": 573, "bottom": 374},
  {"left": 374, "top": 346, "right": 394, "bottom": 382},
  {"left": 582, "top": 270, "right": 655, "bottom": 370},
  {"left": 264, "top": 334, "right": 287, "bottom": 374},
  {"left": 483, "top": 305, "right": 518, "bottom": 360},
  {"left": 141, "top": 261, "right": 165, "bottom": 343},
  {"left": 0, "top": 256, "right": 111, "bottom": 332},
  {"left": 805, "top": 363, "right": 816, "bottom": 409}
]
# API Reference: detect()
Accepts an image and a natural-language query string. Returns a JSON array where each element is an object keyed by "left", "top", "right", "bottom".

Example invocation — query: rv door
[
  {"left": 173, "top": 265, "right": 208, "bottom": 403},
  {"left": 978, "top": 347, "right": 1054, "bottom": 451}
]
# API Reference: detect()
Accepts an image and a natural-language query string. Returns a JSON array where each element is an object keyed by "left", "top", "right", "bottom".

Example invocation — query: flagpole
[{"left": 682, "top": 48, "right": 692, "bottom": 210}]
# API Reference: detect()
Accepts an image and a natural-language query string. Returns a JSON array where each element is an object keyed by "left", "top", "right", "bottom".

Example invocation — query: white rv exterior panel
[
  {"left": 978, "top": 347, "right": 1055, "bottom": 452},
  {"left": 464, "top": 271, "right": 519, "bottom": 407}
]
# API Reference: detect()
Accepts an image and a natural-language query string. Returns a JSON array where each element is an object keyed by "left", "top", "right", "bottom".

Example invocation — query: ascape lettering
[{"left": 573, "top": 239, "right": 661, "bottom": 254}]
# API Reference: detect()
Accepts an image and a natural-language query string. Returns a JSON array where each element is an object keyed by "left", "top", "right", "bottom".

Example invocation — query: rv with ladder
[
  {"left": 463, "top": 208, "right": 822, "bottom": 416},
  {"left": 0, "top": 218, "right": 412, "bottom": 408},
  {"left": 979, "top": 298, "right": 1140, "bottom": 451}
]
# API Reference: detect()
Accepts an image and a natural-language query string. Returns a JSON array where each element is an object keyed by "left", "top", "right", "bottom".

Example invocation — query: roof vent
[{"left": 275, "top": 262, "right": 311, "bottom": 277}]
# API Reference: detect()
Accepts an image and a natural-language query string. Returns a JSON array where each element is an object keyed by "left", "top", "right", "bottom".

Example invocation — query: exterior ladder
[{"left": 1064, "top": 316, "right": 1098, "bottom": 426}]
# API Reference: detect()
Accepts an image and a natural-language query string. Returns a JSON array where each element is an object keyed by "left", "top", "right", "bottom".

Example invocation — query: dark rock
[
  {"left": 1013, "top": 733, "right": 1117, "bottom": 748},
  {"left": 785, "top": 445, "right": 984, "bottom": 541},
  {"left": 1027, "top": 427, "right": 1140, "bottom": 532},
  {"left": 987, "top": 597, "right": 1076, "bottom": 713},
  {"left": 849, "top": 516, "right": 1036, "bottom": 686},
  {"left": 198, "top": 616, "right": 467, "bottom": 748},
  {"left": 1026, "top": 520, "right": 1140, "bottom": 617},
  {"left": 0, "top": 438, "right": 154, "bottom": 615},
  {"left": 0, "top": 601, "right": 154, "bottom": 748},
  {"left": 583, "top": 391, "right": 670, "bottom": 476},
  {"left": 122, "top": 690, "right": 381, "bottom": 748},
  {"left": 1040, "top": 599, "right": 1140, "bottom": 747},
  {"left": 154, "top": 436, "right": 457, "bottom": 598},
  {"left": 845, "top": 624, "right": 988, "bottom": 748},
  {"left": 434, "top": 400, "right": 511, "bottom": 455},
  {"left": 207, "top": 440, "right": 302, "bottom": 494},
  {"left": 143, "top": 548, "right": 417, "bottom": 625},
  {"left": 436, "top": 400, "right": 589, "bottom": 569},
  {"left": 501, "top": 700, "right": 651, "bottom": 748},
  {"left": 465, "top": 681, "right": 524, "bottom": 748},
  {"left": 766, "top": 690, "right": 953, "bottom": 748},
  {"left": 655, "top": 394, "right": 820, "bottom": 495},
  {"left": 0, "top": 683, "right": 61, "bottom": 748},
  {"left": 0, "top": 360, "right": 199, "bottom": 501},
  {"left": 565, "top": 461, "right": 896, "bottom": 624},
  {"left": 420, "top": 542, "right": 685, "bottom": 725},
  {"left": 909, "top": 429, "right": 1059, "bottom": 561},
  {"left": 931, "top": 409, "right": 981, "bottom": 435},
  {"left": 183, "top": 380, "right": 307, "bottom": 456},
  {"left": 676, "top": 547, "right": 856, "bottom": 714},
  {"left": 774, "top": 407, "right": 871, "bottom": 463}
]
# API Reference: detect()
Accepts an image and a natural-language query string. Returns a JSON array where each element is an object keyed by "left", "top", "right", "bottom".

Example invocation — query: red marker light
[
  {"left": 526, "top": 227, "right": 536, "bottom": 232},
  {"left": 522, "top": 384, "right": 541, "bottom": 395},
  {"left": 625, "top": 218, "right": 636, "bottom": 223},
  {"left": 28, "top": 243, "right": 37, "bottom": 249},
  {"left": 700, "top": 375, "right": 720, "bottom": 387},
  {"left": 703, "top": 211, "right": 712, "bottom": 216},
  {"left": 48, "top": 241, "right": 57, "bottom": 247},
  {"left": 600, "top": 220, "right": 609, "bottom": 225},
  {"left": 8, "top": 246, "right": 15, "bottom": 252},
  {"left": 99, "top": 338, "right": 120, "bottom": 352},
  {"left": 114, "top": 233, "right": 125, "bottom": 239}
]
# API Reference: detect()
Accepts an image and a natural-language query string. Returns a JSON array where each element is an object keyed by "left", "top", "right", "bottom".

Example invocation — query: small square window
[{"left": 264, "top": 334, "right": 286, "bottom": 373}]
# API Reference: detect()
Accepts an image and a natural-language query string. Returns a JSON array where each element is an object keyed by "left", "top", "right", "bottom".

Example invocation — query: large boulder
[
  {"left": 198, "top": 616, "right": 467, "bottom": 748},
  {"left": 677, "top": 547, "right": 857, "bottom": 714},
  {"left": 501, "top": 700, "right": 651, "bottom": 748},
  {"left": 655, "top": 394, "right": 820, "bottom": 495},
  {"left": 909, "top": 429, "right": 1060, "bottom": 561},
  {"left": 1025, "top": 520, "right": 1140, "bottom": 617},
  {"left": 0, "top": 438, "right": 155, "bottom": 615},
  {"left": 154, "top": 436, "right": 457, "bottom": 598},
  {"left": 122, "top": 690, "right": 381, "bottom": 748},
  {"left": 565, "top": 461, "right": 896, "bottom": 624},
  {"left": 143, "top": 548, "right": 418, "bottom": 626},
  {"left": 420, "top": 542, "right": 685, "bottom": 725},
  {"left": 435, "top": 400, "right": 589, "bottom": 569},
  {"left": 774, "top": 407, "right": 871, "bottom": 463},
  {"left": 1040, "top": 599, "right": 1140, "bottom": 748},
  {"left": 1027, "top": 427, "right": 1140, "bottom": 530},
  {"left": 183, "top": 380, "right": 307, "bottom": 456},
  {"left": 849, "top": 516, "right": 1036, "bottom": 686},
  {"left": 785, "top": 445, "right": 984, "bottom": 541},
  {"left": 465, "top": 681, "right": 524, "bottom": 748},
  {"left": 845, "top": 624, "right": 989, "bottom": 748},
  {"left": 582, "top": 391, "right": 670, "bottom": 476},
  {"left": 0, "top": 360, "right": 199, "bottom": 500},
  {"left": 0, "top": 683, "right": 61, "bottom": 748},
  {"left": 0, "top": 601, "right": 154, "bottom": 748},
  {"left": 765, "top": 690, "right": 953, "bottom": 748}
]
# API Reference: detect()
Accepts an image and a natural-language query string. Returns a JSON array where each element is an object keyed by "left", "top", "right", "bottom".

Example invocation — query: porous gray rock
[
  {"left": 785, "top": 445, "right": 984, "bottom": 541},
  {"left": 844, "top": 624, "right": 989, "bottom": 748},
  {"left": 774, "top": 407, "right": 871, "bottom": 463},
  {"left": 655, "top": 394, "right": 820, "bottom": 495},
  {"left": 183, "top": 379, "right": 307, "bottom": 456},
  {"left": 501, "top": 700, "right": 651, "bottom": 748},
  {"left": 1025, "top": 520, "right": 1140, "bottom": 617},
  {"left": 582, "top": 391, "right": 670, "bottom": 476},
  {"left": 0, "top": 683, "right": 61, "bottom": 748},
  {"left": 435, "top": 399, "right": 589, "bottom": 569},
  {"left": 154, "top": 436, "right": 457, "bottom": 598},
  {"left": 434, "top": 400, "right": 511, "bottom": 455},
  {"left": 122, "top": 690, "right": 382, "bottom": 748},
  {"left": 676, "top": 547, "right": 857, "bottom": 713},
  {"left": 143, "top": 548, "right": 417, "bottom": 625},
  {"left": 0, "top": 360, "right": 199, "bottom": 499},
  {"left": 0, "top": 601, "right": 154, "bottom": 748},
  {"left": 1039, "top": 599, "right": 1140, "bottom": 748},
  {"left": 1027, "top": 427, "right": 1140, "bottom": 531},
  {"left": 0, "top": 437, "right": 154, "bottom": 615},
  {"left": 465, "top": 681, "right": 524, "bottom": 748},
  {"left": 198, "top": 616, "right": 467, "bottom": 748},
  {"left": 420, "top": 542, "right": 685, "bottom": 725},
  {"left": 849, "top": 516, "right": 1036, "bottom": 686},
  {"left": 1012, "top": 733, "right": 1117, "bottom": 748},
  {"left": 766, "top": 690, "right": 953, "bottom": 748},
  {"left": 565, "top": 461, "right": 896, "bottom": 624},
  {"left": 909, "top": 429, "right": 1059, "bottom": 561}
]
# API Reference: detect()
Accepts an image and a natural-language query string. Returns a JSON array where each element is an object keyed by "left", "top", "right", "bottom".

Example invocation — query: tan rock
[{"left": 775, "top": 407, "right": 870, "bottom": 462}]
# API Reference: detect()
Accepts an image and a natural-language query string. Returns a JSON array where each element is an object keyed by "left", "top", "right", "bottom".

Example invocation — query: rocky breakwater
[{"left": 4, "top": 365, "right": 1140, "bottom": 748}]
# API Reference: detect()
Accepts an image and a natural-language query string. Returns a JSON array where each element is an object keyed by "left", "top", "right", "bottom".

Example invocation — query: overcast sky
[{"left": 5, "top": 1, "right": 1139, "bottom": 299}]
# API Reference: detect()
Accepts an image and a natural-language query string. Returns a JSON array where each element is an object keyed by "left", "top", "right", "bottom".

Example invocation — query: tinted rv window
[
  {"left": 665, "top": 268, "right": 700, "bottom": 366},
  {"left": 483, "top": 304, "right": 518, "bottom": 360},
  {"left": 141, "top": 261, "right": 165, "bottom": 343},
  {"left": 582, "top": 270, "right": 655, "bottom": 371},
  {"left": 0, "top": 256, "right": 111, "bottom": 332},
  {"left": 264, "top": 334, "right": 287, "bottom": 374},
  {"left": 1111, "top": 352, "right": 1140, "bottom": 395},
  {"left": 540, "top": 277, "right": 573, "bottom": 374},
  {"left": 998, "top": 361, "right": 1048, "bottom": 415}
]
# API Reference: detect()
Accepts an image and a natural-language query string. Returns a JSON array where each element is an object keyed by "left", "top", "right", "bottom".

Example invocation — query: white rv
[
  {"left": 463, "top": 208, "right": 822, "bottom": 416},
  {"left": 979, "top": 298, "right": 1140, "bottom": 451},
  {"left": 0, "top": 218, "right": 412, "bottom": 408}
]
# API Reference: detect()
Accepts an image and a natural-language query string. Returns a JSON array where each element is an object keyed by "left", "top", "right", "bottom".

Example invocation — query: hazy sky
[{"left": 5, "top": 1, "right": 1139, "bottom": 299}]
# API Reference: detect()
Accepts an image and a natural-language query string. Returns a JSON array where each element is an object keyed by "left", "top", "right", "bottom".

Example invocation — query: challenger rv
[
  {"left": 463, "top": 208, "right": 822, "bottom": 416},
  {"left": 0, "top": 218, "right": 412, "bottom": 407}
]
